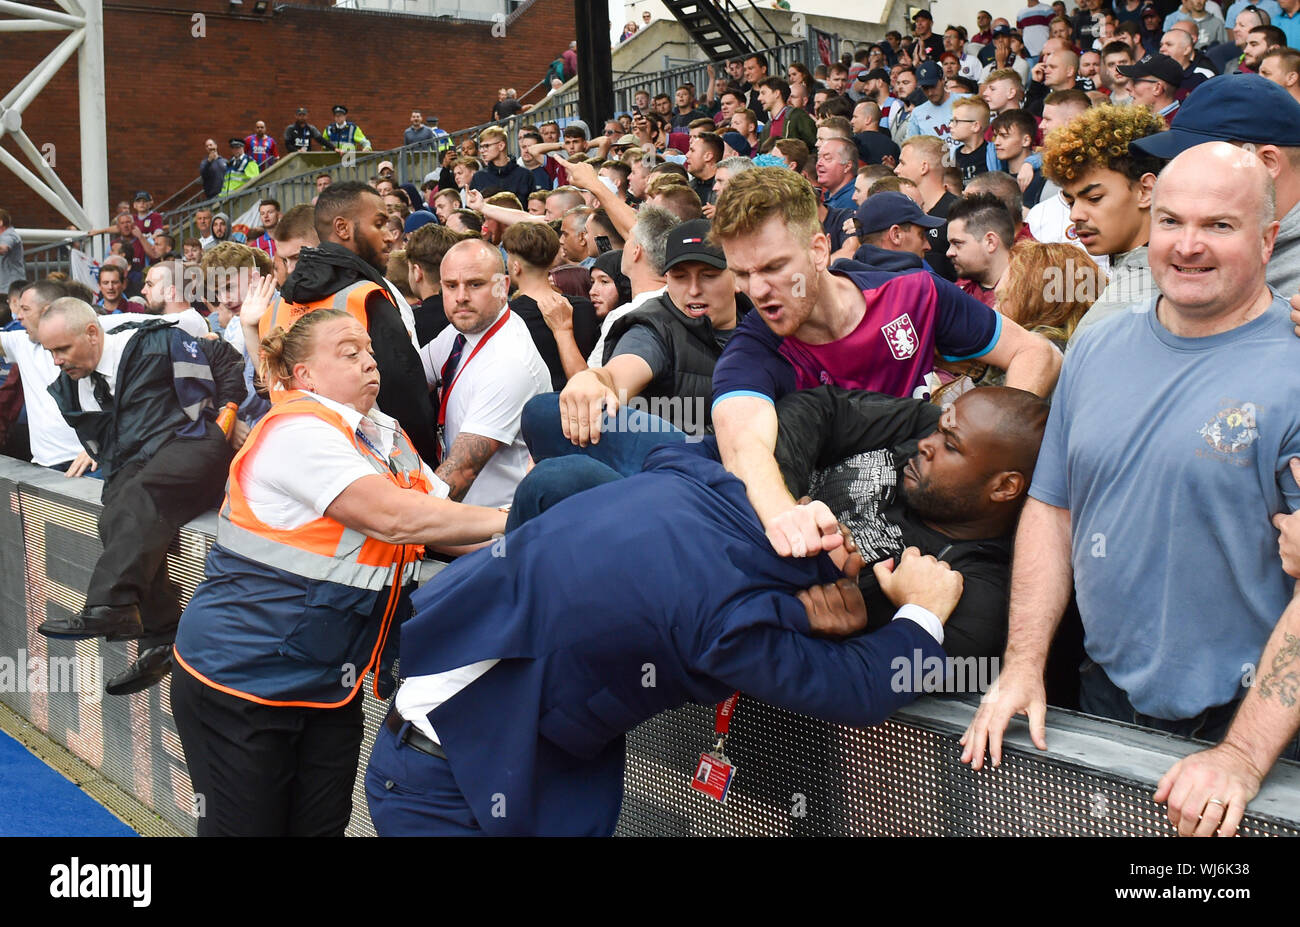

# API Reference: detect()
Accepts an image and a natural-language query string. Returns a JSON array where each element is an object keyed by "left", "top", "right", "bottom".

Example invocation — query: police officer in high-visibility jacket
[
  {"left": 170, "top": 308, "right": 506, "bottom": 837},
  {"left": 324, "top": 104, "right": 371, "bottom": 152},
  {"left": 220, "top": 138, "right": 260, "bottom": 196}
]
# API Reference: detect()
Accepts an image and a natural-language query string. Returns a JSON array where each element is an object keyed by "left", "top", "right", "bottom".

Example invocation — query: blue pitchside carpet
[{"left": 0, "top": 729, "right": 135, "bottom": 837}]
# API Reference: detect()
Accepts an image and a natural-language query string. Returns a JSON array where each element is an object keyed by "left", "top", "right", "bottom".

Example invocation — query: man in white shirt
[
  {"left": 420, "top": 239, "right": 550, "bottom": 508},
  {"left": 0, "top": 280, "right": 87, "bottom": 471},
  {"left": 138, "top": 262, "right": 212, "bottom": 340}
]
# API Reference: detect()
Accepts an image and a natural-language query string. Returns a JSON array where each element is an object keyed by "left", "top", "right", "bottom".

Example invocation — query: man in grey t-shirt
[
  {"left": 0, "top": 209, "right": 24, "bottom": 312},
  {"left": 964, "top": 143, "right": 1300, "bottom": 838}
]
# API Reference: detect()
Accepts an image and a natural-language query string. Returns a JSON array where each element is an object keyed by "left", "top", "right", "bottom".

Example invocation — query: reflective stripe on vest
[{"left": 219, "top": 390, "right": 430, "bottom": 588}]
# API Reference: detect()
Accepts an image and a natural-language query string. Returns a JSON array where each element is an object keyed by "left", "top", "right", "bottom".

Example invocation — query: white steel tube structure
[{"left": 1, "top": 0, "right": 108, "bottom": 245}]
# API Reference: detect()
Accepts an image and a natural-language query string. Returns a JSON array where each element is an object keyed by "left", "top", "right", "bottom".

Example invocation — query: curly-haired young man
[
  {"left": 1041, "top": 103, "right": 1167, "bottom": 344},
  {"left": 708, "top": 167, "right": 1060, "bottom": 558}
]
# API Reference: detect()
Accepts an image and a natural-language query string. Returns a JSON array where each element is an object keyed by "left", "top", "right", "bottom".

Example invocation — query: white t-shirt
[
  {"left": 419, "top": 307, "right": 551, "bottom": 509},
  {"left": 384, "top": 279, "right": 419, "bottom": 349},
  {"left": 0, "top": 330, "right": 84, "bottom": 466},
  {"left": 240, "top": 391, "right": 447, "bottom": 530},
  {"left": 1026, "top": 192, "right": 1112, "bottom": 277}
]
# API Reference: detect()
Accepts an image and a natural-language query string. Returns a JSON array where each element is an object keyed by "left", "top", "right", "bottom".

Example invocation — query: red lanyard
[
  {"left": 437, "top": 309, "right": 511, "bottom": 428},
  {"left": 714, "top": 691, "right": 740, "bottom": 751}
]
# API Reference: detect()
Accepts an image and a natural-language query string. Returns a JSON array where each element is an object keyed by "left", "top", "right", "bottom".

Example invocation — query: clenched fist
[{"left": 872, "top": 546, "right": 964, "bottom": 622}]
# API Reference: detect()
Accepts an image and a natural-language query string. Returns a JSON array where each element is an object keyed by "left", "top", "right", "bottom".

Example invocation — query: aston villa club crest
[{"left": 882, "top": 314, "right": 918, "bottom": 360}]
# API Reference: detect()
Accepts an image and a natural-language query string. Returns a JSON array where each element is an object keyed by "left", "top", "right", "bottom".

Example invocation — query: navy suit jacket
[{"left": 398, "top": 443, "right": 946, "bottom": 836}]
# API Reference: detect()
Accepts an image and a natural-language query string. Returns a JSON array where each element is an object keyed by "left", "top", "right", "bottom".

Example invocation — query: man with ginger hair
[{"left": 705, "top": 166, "right": 1060, "bottom": 560}]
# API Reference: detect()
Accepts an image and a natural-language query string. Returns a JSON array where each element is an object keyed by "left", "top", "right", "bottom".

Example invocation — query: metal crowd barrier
[{"left": 2, "top": 456, "right": 1298, "bottom": 837}]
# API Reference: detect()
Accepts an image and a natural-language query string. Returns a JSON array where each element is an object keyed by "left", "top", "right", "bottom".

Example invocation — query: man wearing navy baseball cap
[
  {"left": 1117, "top": 53, "right": 1185, "bottom": 123},
  {"left": 1130, "top": 73, "right": 1300, "bottom": 295},
  {"left": 902, "top": 60, "right": 955, "bottom": 148},
  {"left": 851, "top": 191, "right": 945, "bottom": 271}
]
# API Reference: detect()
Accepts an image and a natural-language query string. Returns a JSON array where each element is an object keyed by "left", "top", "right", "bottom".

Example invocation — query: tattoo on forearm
[
  {"left": 434, "top": 432, "right": 502, "bottom": 502},
  {"left": 1259, "top": 632, "right": 1300, "bottom": 708}
]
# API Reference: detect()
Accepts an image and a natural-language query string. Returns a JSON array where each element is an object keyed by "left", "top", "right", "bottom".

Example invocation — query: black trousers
[
  {"left": 87, "top": 432, "right": 232, "bottom": 635},
  {"left": 170, "top": 667, "right": 365, "bottom": 837}
]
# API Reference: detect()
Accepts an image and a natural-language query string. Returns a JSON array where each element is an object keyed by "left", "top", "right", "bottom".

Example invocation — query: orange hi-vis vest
[
  {"left": 173, "top": 390, "right": 434, "bottom": 708},
  {"left": 260, "top": 280, "right": 380, "bottom": 341}
]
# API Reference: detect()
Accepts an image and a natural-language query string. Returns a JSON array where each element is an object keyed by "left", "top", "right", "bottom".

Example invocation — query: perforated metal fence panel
[{"left": 2, "top": 459, "right": 1298, "bottom": 838}]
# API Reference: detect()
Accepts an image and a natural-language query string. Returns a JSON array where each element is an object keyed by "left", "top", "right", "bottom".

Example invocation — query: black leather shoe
[
  {"left": 38, "top": 605, "right": 144, "bottom": 641},
  {"left": 105, "top": 645, "right": 174, "bottom": 696}
]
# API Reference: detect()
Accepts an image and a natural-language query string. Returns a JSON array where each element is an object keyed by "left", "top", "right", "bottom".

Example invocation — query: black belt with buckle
[{"left": 384, "top": 708, "right": 448, "bottom": 760}]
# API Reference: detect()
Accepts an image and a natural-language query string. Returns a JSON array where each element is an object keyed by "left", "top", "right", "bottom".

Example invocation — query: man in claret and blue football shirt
[{"left": 707, "top": 167, "right": 1061, "bottom": 559}]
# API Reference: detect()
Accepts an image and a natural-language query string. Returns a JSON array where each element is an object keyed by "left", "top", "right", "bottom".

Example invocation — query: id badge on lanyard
[{"left": 691, "top": 692, "right": 739, "bottom": 803}]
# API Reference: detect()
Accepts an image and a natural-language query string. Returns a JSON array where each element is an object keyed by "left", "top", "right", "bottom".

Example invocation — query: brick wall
[{"left": 1, "top": 0, "right": 576, "bottom": 230}]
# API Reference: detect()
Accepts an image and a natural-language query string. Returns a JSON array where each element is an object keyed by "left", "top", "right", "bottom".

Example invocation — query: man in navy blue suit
[{"left": 367, "top": 386, "right": 1045, "bottom": 835}]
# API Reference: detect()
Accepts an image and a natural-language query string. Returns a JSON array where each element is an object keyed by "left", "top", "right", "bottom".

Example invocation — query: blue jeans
[
  {"left": 506, "top": 457, "right": 622, "bottom": 532},
  {"left": 1078, "top": 658, "right": 1300, "bottom": 762},
  {"left": 521, "top": 392, "right": 687, "bottom": 477}
]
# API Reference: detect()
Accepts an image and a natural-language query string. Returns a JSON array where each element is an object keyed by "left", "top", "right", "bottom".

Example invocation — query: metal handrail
[
  {"left": 744, "top": 0, "right": 785, "bottom": 49},
  {"left": 158, "top": 118, "right": 503, "bottom": 244},
  {"left": 720, "top": 0, "right": 765, "bottom": 54},
  {"left": 522, "top": 39, "right": 811, "bottom": 127}
]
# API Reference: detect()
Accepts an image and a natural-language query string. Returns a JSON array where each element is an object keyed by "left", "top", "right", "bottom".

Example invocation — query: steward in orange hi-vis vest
[{"left": 173, "top": 390, "right": 433, "bottom": 707}]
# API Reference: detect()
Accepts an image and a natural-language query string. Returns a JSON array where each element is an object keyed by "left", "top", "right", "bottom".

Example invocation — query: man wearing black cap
[
  {"left": 901, "top": 61, "right": 955, "bottom": 148},
  {"left": 324, "top": 105, "right": 371, "bottom": 152},
  {"left": 978, "top": 24, "right": 1031, "bottom": 83},
  {"left": 720, "top": 130, "right": 752, "bottom": 159},
  {"left": 1118, "top": 53, "right": 1184, "bottom": 123},
  {"left": 851, "top": 191, "right": 946, "bottom": 271},
  {"left": 284, "top": 107, "right": 334, "bottom": 153},
  {"left": 219, "top": 138, "right": 260, "bottom": 196},
  {"left": 855, "top": 68, "right": 901, "bottom": 132},
  {"left": 910, "top": 9, "right": 944, "bottom": 60},
  {"left": 1130, "top": 73, "right": 1300, "bottom": 297},
  {"left": 554, "top": 217, "right": 749, "bottom": 448}
]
